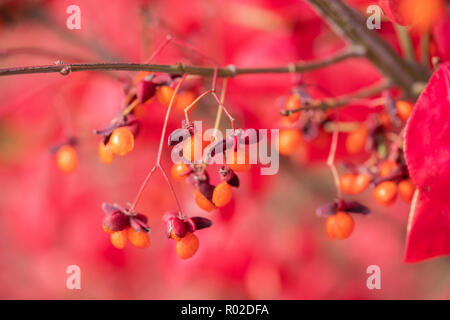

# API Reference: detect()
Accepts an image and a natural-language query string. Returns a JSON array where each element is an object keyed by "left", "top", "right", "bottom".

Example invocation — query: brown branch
[
  {"left": 281, "top": 79, "right": 391, "bottom": 114},
  {"left": 0, "top": 46, "right": 364, "bottom": 77},
  {"left": 306, "top": 0, "right": 429, "bottom": 98}
]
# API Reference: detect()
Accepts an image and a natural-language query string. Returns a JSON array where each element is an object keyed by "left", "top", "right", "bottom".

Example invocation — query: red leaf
[
  {"left": 405, "top": 63, "right": 450, "bottom": 203},
  {"left": 404, "top": 192, "right": 450, "bottom": 262},
  {"left": 404, "top": 62, "right": 450, "bottom": 262}
]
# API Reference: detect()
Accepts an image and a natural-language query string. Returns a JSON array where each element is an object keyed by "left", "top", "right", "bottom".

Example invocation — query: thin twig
[
  {"left": 0, "top": 46, "right": 364, "bottom": 78},
  {"left": 281, "top": 79, "right": 391, "bottom": 115}
]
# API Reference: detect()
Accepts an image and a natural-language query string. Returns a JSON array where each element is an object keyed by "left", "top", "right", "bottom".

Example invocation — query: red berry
[
  {"left": 175, "top": 90, "right": 196, "bottom": 114},
  {"left": 212, "top": 182, "right": 233, "bottom": 207},
  {"left": 109, "top": 127, "right": 134, "bottom": 156},
  {"left": 380, "top": 160, "right": 398, "bottom": 177},
  {"left": 346, "top": 125, "right": 368, "bottom": 155},
  {"left": 281, "top": 94, "right": 301, "bottom": 124},
  {"left": 98, "top": 141, "right": 114, "bottom": 164},
  {"left": 194, "top": 189, "right": 216, "bottom": 212},
  {"left": 110, "top": 229, "right": 128, "bottom": 249},
  {"left": 325, "top": 212, "right": 354, "bottom": 240},
  {"left": 278, "top": 129, "right": 302, "bottom": 156},
  {"left": 339, "top": 173, "right": 357, "bottom": 195},
  {"left": 156, "top": 85, "right": 177, "bottom": 107},
  {"left": 396, "top": 100, "right": 413, "bottom": 121},
  {"left": 228, "top": 149, "right": 251, "bottom": 172},
  {"left": 373, "top": 181, "right": 398, "bottom": 206},
  {"left": 127, "top": 228, "right": 150, "bottom": 248},
  {"left": 398, "top": 179, "right": 416, "bottom": 203},
  {"left": 353, "top": 173, "right": 372, "bottom": 194},
  {"left": 176, "top": 232, "right": 199, "bottom": 259},
  {"left": 56, "top": 145, "right": 78, "bottom": 173},
  {"left": 171, "top": 162, "right": 190, "bottom": 181},
  {"left": 183, "top": 134, "right": 206, "bottom": 163}
]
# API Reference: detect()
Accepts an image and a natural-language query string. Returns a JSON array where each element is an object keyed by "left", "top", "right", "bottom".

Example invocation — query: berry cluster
[
  {"left": 169, "top": 124, "right": 256, "bottom": 213},
  {"left": 101, "top": 203, "right": 151, "bottom": 249},
  {"left": 162, "top": 211, "right": 212, "bottom": 259}
]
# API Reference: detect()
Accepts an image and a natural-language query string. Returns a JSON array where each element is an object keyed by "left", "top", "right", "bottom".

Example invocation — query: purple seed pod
[
  {"left": 169, "top": 217, "right": 187, "bottom": 238},
  {"left": 130, "top": 215, "right": 150, "bottom": 232},
  {"left": 198, "top": 181, "right": 215, "bottom": 202},
  {"left": 136, "top": 78, "right": 157, "bottom": 104},
  {"left": 219, "top": 167, "right": 239, "bottom": 188},
  {"left": 235, "top": 128, "right": 261, "bottom": 145},
  {"left": 190, "top": 217, "right": 213, "bottom": 230},
  {"left": 343, "top": 201, "right": 371, "bottom": 215},
  {"left": 316, "top": 201, "right": 339, "bottom": 217},
  {"left": 102, "top": 211, "right": 129, "bottom": 231},
  {"left": 134, "top": 213, "right": 148, "bottom": 224},
  {"left": 152, "top": 73, "right": 173, "bottom": 86},
  {"left": 302, "top": 119, "right": 319, "bottom": 142},
  {"left": 207, "top": 138, "right": 234, "bottom": 158},
  {"left": 168, "top": 128, "right": 191, "bottom": 147},
  {"left": 183, "top": 218, "right": 197, "bottom": 233},
  {"left": 124, "top": 119, "right": 140, "bottom": 139},
  {"left": 162, "top": 210, "right": 179, "bottom": 224},
  {"left": 102, "top": 202, "right": 121, "bottom": 215}
]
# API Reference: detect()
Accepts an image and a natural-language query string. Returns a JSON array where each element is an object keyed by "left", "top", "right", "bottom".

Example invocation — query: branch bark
[
  {"left": 281, "top": 79, "right": 391, "bottom": 114},
  {"left": 306, "top": 0, "right": 429, "bottom": 98},
  {"left": 0, "top": 46, "right": 364, "bottom": 78}
]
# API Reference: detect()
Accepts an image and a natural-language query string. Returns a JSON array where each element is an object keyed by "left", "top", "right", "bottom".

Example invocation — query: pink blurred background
[{"left": 0, "top": 0, "right": 449, "bottom": 299}]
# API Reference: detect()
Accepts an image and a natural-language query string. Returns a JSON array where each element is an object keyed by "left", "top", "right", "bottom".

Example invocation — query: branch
[
  {"left": 281, "top": 79, "right": 391, "bottom": 114},
  {"left": 0, "top": 46, "right": 364, "bottom": 77},
  {"left": 306, "top": 0, "right": 429, "bottom": 98}
]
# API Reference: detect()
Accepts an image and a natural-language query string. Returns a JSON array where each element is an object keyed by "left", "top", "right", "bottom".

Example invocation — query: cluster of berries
[
  {"left": 162, "top": 211, "right": 212, "bottom": 259},
  {"left": 169, "top": 124, "right": 257, "bottom": 212},
  {"left": 96, "top": 119, "right": 138, "bottom": 164},
  {"left": 101, "top": 203, "right": 151, "bottom": 249},
  {"left": 277, "top": 88, "right": 331, "bottom": 157}
]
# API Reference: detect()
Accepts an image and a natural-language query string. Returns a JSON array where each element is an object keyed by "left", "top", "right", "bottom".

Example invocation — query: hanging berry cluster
[{"left": 276, "top": 80, "right": 417, "bottom": 241}]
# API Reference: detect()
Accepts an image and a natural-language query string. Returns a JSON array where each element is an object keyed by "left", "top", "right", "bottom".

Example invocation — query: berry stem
[
  {"left": 327, "top": 119, "right": 342, "bottom": 199},
  {"left": 130, "top": 74, "right": 187, "bottom": 211}
]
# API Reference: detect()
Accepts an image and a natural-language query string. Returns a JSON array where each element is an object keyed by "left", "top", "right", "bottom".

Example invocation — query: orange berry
[
  {"left": 396, "top": 100, "right": 413, "bottom": 121},
  {"left": 110, "top": 229, "right": 128, "bottom": 249},
  {"left": 346, "top": 125, "right": 368, "bottom": 154},
  {"left": 398, "top": 179, "right": 416, "bottom": 203},
  {"left": 373, "top": 181, "right": 398, "bottom": 206},
  {"left": 132, "top": 102, "right": 147, "bottom": 118},
  {"left": 339, "top": 173, "right": 356, "bottom": 195},
  {"left": 278, "top": 129, "right": 302, "bottom": 156},
  {"left": 103, "top": 224, "right": 113, "bottom": 234},
  {"left": 380, "top": 160, "right": 398, "bottom": 177},
  {"left": 212, "top": 182, "right": 233, "bottom": 207},
  {"left": 109, "top": 127, "right": 134, "bottom": 156},
  {"left": 176, "top": 232, "right": 199, "bottom": 259},
  {"left": 183, "top": 134, "right": 206, "bottom": 163},
  {"left": 194, "top": 189, "right": 216, "bottom": 212},
  {"left": 56, "top": 145, "right": 78, "bottom": 173},
  {"left": 171, "top": 162, "right": 190, "bottom": 181},
  {"left": 175, "top": 90, "right": 197, "bottom": 114},
  {"left": 156, "top": 85, "right": 177, "bottom": 107},
  {"left": 353, "top": 173, "right": 372, "bottom": 194},
  {"left": 98, "top": 141, "right": 114, "bottom": 164},
  {"left": 282, "top": 94, "right": 301, "bottom": 123},
  {"left": 127, "top": 228, "right": 151, "bottom": 248},
  {"left": 379, "top": 112, "right": 392, "bottom": 128},
  {"left": 325, "top": 212, "right": 354, "bottom": 240},
  {"left": 228, "top": 149, "right": 251, "bottom": 172},
  {"left": 169, "top": 230, "right": 182, "bottom": 241}
]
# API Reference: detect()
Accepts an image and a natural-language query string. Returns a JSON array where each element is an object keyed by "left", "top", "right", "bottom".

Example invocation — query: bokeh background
[{"left": 0, "top": 0, "right": 449, "bottom": 299}]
